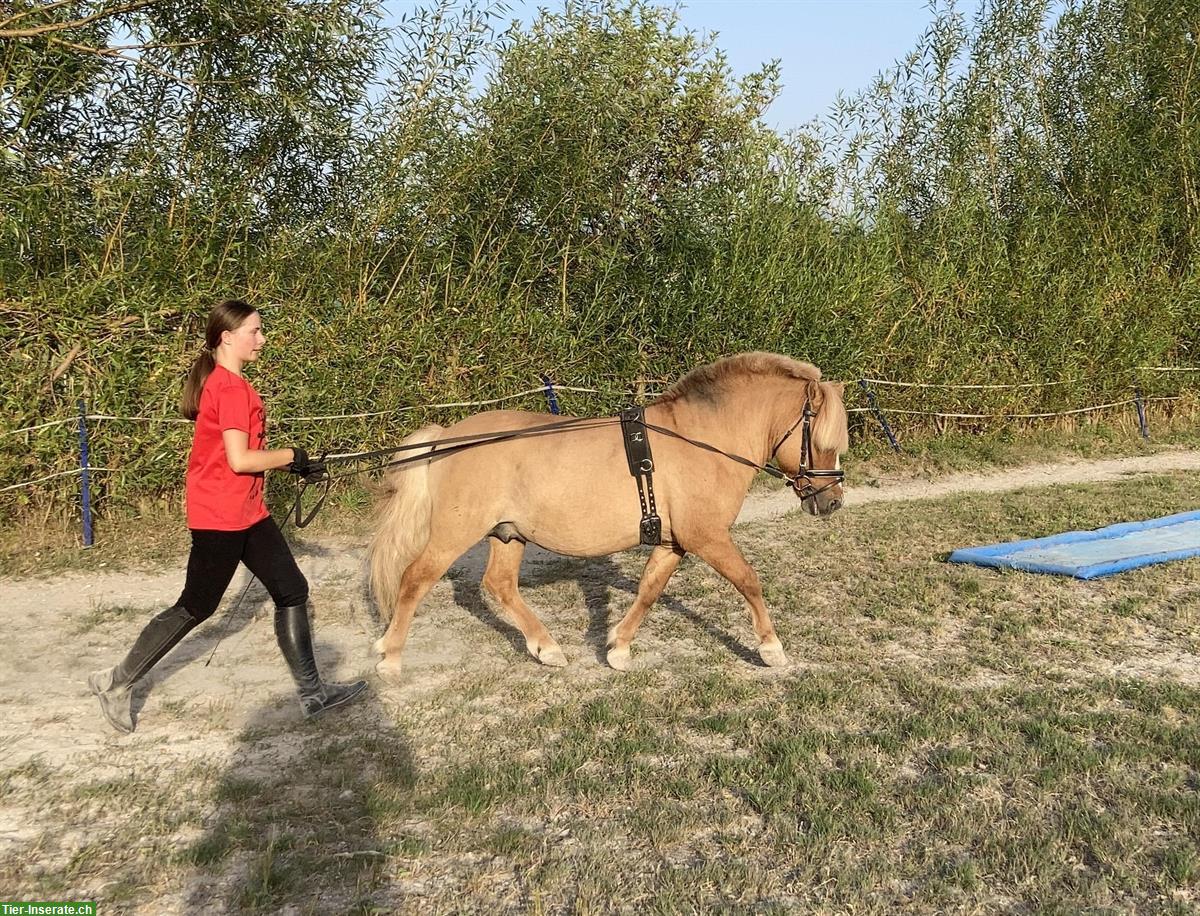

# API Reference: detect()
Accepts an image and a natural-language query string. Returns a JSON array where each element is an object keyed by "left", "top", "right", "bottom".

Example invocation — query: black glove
[{"left": 287, "top": 447, "right": 327, "bottom": 481}]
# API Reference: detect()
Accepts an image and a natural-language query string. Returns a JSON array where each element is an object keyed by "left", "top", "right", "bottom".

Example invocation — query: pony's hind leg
[
  {"left": 606, "top": 545, "right": 685, "bottom": 671},
  {"left": 481, "top": 539, "right": 567, "bottom": 667},
  {"left": 373, "top": 540, "right": 470, "bottom": 684},
  {"left": 690, "top": 534, "right": 788, "bottom": 668}
]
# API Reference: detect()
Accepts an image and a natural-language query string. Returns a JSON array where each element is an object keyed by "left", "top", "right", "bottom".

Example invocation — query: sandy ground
[{"left": 2, "top": 448, "right": 1199, "bottom": 906}]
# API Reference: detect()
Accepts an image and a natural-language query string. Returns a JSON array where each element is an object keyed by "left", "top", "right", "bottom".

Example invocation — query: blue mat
[{"left": 948, "top": 509, "right": 1200, "bottom": 579}]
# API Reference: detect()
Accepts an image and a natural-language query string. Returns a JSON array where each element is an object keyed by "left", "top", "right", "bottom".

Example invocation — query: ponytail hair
[{"left": 180, "top": 298, "right": 257, "bottom": 419}]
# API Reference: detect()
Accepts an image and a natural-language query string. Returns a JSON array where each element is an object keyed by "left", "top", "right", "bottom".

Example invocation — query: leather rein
[
  {"left": 634, "top": 398, "right": 844, "bottom": 500},
  {"left": 291, "top": 402, "right": 844, "bottom": 528}
]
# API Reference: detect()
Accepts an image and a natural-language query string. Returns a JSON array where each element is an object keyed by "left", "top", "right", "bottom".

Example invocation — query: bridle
[
  {"left": 769, "top": 398, "right": 845, "bottom": 501},
  {"left": 638, "top": 395, "right": 845, "bottom": 504}
]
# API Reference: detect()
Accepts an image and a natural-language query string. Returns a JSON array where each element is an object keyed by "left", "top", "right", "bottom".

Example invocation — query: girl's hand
[{"left": 287, "top": 447, "right": 327, "bottom": 480}]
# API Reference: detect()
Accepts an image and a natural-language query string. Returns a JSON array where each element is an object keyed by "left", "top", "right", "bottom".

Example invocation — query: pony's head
[
  {"left": 655, "top": 351, "right": 849, "bottom": 517},
  {"left": 772, "top": 376, "right": 848, "bottom": 518}
]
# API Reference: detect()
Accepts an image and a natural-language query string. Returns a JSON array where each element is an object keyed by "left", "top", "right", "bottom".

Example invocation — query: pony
[{"left": 368, "top": 352, "right": 848, "bottom": 679}]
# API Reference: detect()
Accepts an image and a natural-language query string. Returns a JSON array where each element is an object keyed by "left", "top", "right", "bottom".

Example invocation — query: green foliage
[{"left": 1, "top": 0, "right": 1196, "bottom": 513}]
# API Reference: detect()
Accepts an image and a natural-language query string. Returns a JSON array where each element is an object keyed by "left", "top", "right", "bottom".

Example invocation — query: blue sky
[
  {"left": 636, "top": 0, "right": 937, "bottom": 131},
  {"left": 385, "top": 1, "right": 940, "bottom": 131}
]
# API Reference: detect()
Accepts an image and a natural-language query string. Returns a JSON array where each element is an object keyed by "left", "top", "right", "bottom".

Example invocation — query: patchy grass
[{"left": 2, "top": 470, "right": 1199, "bottom": 912}]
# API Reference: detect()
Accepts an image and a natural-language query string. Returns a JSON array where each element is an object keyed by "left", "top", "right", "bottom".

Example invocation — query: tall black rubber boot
[
  {"left": 88, "top": 604, "right": 200, "bottom": 734},
  {"left": 273, "top": 603, "right": 368, "bottom": 719}
]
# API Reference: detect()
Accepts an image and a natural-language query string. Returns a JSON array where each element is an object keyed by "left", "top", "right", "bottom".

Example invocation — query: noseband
[{"left": 770, "top": 399, "right": 845, "bottom": 501}]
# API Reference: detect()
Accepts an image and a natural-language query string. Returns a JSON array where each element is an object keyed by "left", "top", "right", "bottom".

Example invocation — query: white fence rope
[
  {"left": 7, "top": 415, "right": 193, "bottom": 435},
  {"left": 0, "top": 468, "right": 116, "bottom": 494},
  {"left": 863, "top": 396, "right": 1179, "bottom": 420},
  {"left": 1, "top": 370, "right": 1194, "bottom": 492},
  {"left": 272, "top": 385, "right": 607, "bottom": 422},
  {"left": 860, "top": 365, "right": 1198, "bottom": 390},
  {"left": 5, "top": 385, "right": 618, "bottom": 435},
  {"left": 860, "top": 377, "right": 1079, "bottom": 390},
  {"left": 8, "top": 417, "right": 79, "bottom": 434}
]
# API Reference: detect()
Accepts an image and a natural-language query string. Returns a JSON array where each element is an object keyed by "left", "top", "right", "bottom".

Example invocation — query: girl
[{"left": 89, "top": 299, "right": 367, "bottom": 733}]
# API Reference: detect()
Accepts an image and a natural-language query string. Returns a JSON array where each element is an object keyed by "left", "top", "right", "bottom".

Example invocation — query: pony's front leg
[
  {"left": 691, "top": 535, "right": 788, "bottom": 667},
  {"left": 373, "top": 547, "right": 458, "bottom": 684},
  {"left": 607, "top": 545, "right": 685, "bottom": 671}
]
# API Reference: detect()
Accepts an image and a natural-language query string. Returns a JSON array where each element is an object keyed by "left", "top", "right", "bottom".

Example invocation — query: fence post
[
  {"left": 858, "top": 379, "right": 901, "bottom": 452},
  {"left": 77, "top": 399, "right": 94, "bottom": 547},
  {"left": 1133, "top": 386, "right": 1149, "bottom": 439},
  {"left": 540, "top": 374, "right": 560, "bottom": 415}
]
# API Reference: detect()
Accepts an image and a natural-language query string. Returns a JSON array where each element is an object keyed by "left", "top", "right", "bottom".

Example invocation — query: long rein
[{"left": 290, "top": 410, "right": 842, "bottom": 528}]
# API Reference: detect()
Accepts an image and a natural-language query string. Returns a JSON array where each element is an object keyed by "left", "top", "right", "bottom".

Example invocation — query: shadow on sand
[
  {"left": 446, "top": 540, "right": 760, "bottom": 668},
  {"left": 179, "top": 637, "right": 413, "bottom": 912}
]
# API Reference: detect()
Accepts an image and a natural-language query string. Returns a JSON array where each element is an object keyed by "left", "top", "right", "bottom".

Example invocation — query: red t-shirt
[{"left": 185, "top": 364, "right": 271, "bottom": 531}]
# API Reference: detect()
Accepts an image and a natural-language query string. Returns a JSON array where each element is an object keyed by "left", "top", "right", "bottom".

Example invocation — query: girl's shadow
[{"left": 180, "top": 640, "right": 411, "bottom": 912}]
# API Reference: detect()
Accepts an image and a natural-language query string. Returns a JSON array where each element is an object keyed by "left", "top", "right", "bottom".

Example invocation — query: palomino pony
[{"left": 368, "top": 352, "right": 848, "bottom": 680}]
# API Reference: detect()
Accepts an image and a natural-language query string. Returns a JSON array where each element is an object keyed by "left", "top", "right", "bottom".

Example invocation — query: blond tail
[{"left": 367, "top": 424, "right": 444, "bottom": 621}]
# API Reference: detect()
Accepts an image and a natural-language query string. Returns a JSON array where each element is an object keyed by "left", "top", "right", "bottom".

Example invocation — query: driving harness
[{"left": 618, "top": 399, "right": 844, "bottom": 546}]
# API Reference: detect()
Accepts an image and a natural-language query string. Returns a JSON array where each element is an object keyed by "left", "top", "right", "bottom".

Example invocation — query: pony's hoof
[
  {"left": 375, "top": 657, "right": 404, "bottom": 684},
  {"left": 607, "top": 645, "right": 632, "bottom": 671},
  {"left": 759, "top": 644, "right": 789, "bottom": 668},
  {"left": 536, "top": 644, "right": 568, "bottom": 667}
]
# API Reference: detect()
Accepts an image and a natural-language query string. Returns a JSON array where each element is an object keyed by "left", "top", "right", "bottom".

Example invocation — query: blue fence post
[
  {"left": 77, "top": 399, "right": 94, "bottom": 547},
  {"left": 1133, "top": 386, "right": 1149, "bottom": 439},
  {"left": 540, "top": 374, "right": 560, "bottom": 415},
  {"left": 858, "top": 379, "right": 901, "bottom": 452}
]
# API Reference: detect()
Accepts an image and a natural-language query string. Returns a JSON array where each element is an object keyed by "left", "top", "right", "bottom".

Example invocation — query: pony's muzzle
[{"left": 804, "top": 486, "right": 843, "bottom": 518}]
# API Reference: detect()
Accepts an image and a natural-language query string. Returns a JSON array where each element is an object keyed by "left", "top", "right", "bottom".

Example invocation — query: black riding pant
[{"left": 176, "top": 516, "right": 308, "bottom": 622}]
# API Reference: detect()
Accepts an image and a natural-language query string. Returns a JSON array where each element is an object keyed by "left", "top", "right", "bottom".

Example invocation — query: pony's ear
[{"left": 807, "top": 378, "right": 825, "bottom": 409}]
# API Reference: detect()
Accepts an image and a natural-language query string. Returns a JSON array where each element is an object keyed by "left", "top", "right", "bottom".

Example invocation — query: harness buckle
[{"left": 640, "top": 515, "right": 662, "bottom": 546}]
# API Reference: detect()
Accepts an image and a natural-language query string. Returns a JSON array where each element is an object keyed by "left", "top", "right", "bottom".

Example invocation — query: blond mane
[
  {"left": 655, "top": 352, "right": 847, "bottom": 454},
  {"left": 654, "top": 352, "right": 822, "bottom": 406}
]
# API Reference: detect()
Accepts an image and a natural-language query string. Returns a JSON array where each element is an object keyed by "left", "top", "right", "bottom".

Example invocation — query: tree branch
[
  {"left": 0, "top": 0, "right": 160, "bottom": 39},
  {"left": 46, "top": 36, "right": 200, "bottom": 88},
  {"left": 85, "top": 36, "right": 217, "bottom": 52},
  {"left": 0, "top": 0, "right": 84, "bottom": 30}
]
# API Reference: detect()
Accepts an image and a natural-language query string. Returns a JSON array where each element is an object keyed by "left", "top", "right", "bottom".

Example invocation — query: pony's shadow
[{"left": 447, "top": 541, "right": 760, "bottom": 666}]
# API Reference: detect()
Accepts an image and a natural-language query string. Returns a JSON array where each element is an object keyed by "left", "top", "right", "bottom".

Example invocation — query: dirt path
[
  {"left": 3, "top": 447, "right": 1194, "bottom": 757},
  {"left": 737, "top": 447, "right": 1200, "bottom": 523}
]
